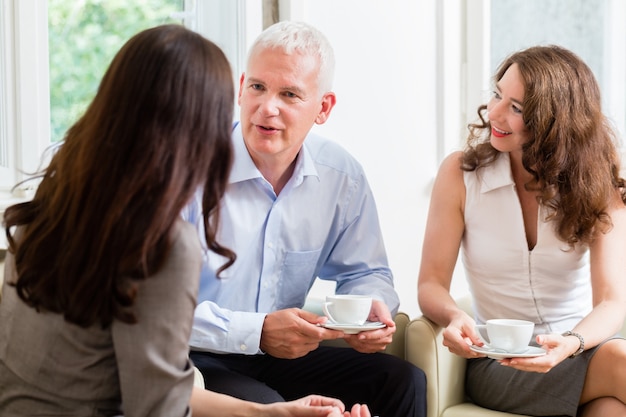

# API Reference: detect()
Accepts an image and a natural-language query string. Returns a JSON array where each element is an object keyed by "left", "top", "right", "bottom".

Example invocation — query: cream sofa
[{"left": 405, "top": 295, "right": 626, "bottom": 417}]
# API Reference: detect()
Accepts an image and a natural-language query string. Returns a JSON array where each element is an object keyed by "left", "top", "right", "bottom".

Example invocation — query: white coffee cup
[
  {"left": 476, "top": 319, "right": 534, "bottom": 353},
  {"left": 322, "top": 295, "right": 372, "bottom": 325}
]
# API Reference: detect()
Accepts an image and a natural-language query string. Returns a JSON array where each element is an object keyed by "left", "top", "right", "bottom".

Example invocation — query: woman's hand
[
  {"left": 191, "top": 387, "right": 370, "bottom": 417},
  {"left": 343, "top": 403, "right": 371, "bottom": 417},
  {"left": 497, "top": 333, "right": 576, "bottom": 372},
  {"left": 442, "top": 312, "right": 484, "bottom": 358},
  {"left": 264, "top": 395, "right": 371, "bottom": 417}
]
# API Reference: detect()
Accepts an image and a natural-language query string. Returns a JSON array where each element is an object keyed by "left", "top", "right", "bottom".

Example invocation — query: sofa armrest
[
  {"left": 193, "top": 366, "right": 205, "bottom": 388},
  {"left": 406, "top": 315, "right": 467, "bottom": 417},
  {"left": 385, "top": 312, "right": 409, "bottom": 358}
]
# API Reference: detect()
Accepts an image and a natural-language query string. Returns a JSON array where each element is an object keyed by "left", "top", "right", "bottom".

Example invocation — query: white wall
[{"left": 276, "top": 0, "right": 469, "bottom": 318}]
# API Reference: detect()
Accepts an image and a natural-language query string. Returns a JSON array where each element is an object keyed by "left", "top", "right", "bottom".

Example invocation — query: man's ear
[
  {"left": 315, "top": 92, "right": 337, "bottom": 125},
  {"left": 237, "top": 73, "right": 245, "bottom": 104}
]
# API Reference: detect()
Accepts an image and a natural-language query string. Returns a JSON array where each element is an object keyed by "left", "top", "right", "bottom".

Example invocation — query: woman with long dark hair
[{"left": 0, "top": 24, "right": 369, "bottom": 417}]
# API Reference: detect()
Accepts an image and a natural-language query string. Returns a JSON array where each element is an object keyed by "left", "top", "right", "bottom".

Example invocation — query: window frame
[
  {"left": 0, "top": 0, "right": 257, "bottom": 189},
  {"left": 0, "top": 0, "right": 13, "bottom": 186},
  {"left": 604, "top": 0, "right": 626, "bottom": 141},
  {"left": 0, "top": 0, "right": 50, "bottom": 197}
]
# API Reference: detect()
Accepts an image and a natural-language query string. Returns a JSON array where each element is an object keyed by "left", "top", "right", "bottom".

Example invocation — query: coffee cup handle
[
  {"left": 475, "top": 324, "right": 490, "bottom": 344},
  {"left": 322, "top": 302, "right": 337, "bottom": 323}
]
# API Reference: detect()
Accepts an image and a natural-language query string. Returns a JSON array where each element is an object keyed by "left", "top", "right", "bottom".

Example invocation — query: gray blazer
[{"left": 0, "top": 220, "right": 201, "bottom": 416}]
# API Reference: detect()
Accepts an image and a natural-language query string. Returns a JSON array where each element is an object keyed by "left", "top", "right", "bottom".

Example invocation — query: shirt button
[{"left": 240, "top": 344, "right": 247, "bottom": 351}]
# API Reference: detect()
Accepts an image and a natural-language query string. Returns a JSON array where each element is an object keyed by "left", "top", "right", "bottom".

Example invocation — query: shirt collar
[
  {"left": 479, "top": 152, "right": 515, "bottom": 193},
  {"left": 229, "top": 123, "right": 319, "bottom": 185}
]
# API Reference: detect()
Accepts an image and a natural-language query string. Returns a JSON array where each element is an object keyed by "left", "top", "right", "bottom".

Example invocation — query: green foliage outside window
[{"left": 48, "top": 0, "right": 184, "bottom": 142}]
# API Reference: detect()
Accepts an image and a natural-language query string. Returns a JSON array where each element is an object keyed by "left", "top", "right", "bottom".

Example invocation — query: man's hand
[
  {"left": 343, "top": 299, "right": 395, "bottom": 353},
  {"left": 260, "top": 308, "right": 345, "bottom": 358}
]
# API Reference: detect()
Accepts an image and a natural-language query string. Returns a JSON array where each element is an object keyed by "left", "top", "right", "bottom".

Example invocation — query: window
[
  {"left": 0, "top": 0, "right": 255, "bottom": 190},
  {"left": 48, "top": 0, "right": 186, "bottom": 143},
  {"left": 0, "top": 0, "right": 50, "bottom": 194},
  {"left": 1, "top": 0, "right": 190, "bottom": 207},
  {"left": 0, "top": 0, "right": 259, "bottom": 249}
]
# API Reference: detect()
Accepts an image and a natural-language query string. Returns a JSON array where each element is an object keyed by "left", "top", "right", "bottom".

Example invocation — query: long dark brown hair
[
  {"left": 462, "top": 45, "right": 626, "bottom": 246},
  {"left": 3, "top": 24, "right": 236, "bottom": 327}
]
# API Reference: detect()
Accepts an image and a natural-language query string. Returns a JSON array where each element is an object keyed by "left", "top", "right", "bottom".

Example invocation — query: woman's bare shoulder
[
  {"left": 435, "top": 151, "right": 465, "bottom": 185},
  {"left": 429, "top": 151, "right": 466, "bottom": 209}
]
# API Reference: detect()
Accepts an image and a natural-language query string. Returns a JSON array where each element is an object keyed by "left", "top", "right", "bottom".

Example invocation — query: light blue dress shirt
[{"left": 184, "top": 123, "right": 398, "bottom": 355}]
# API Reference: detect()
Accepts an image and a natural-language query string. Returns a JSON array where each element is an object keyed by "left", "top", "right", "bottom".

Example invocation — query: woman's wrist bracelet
[{"left": 562, "top": 330, "right": 584, "bottom": 358}]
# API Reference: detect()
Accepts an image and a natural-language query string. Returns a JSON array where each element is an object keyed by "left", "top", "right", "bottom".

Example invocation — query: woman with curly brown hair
[
  {"left": 0, "top": 24, "right": 369, "bottom": 417},
  {"left": 418, "top": 45, "right": 626, "bottom": 416}
]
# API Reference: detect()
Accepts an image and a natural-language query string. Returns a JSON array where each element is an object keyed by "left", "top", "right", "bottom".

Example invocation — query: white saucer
[
  {"left": 320, "top": 321, "right": 386, "bottom": 334},
  {"left": 470, "top": 345, "right": 547, "bottom": 360}
]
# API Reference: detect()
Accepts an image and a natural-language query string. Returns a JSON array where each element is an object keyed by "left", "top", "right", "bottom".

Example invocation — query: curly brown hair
[
  {"left": 3, "top": 25, "right": 236, "bottom": 327},
  {"left": 462, "top": 45, "right": 626, "bottom": 246}
]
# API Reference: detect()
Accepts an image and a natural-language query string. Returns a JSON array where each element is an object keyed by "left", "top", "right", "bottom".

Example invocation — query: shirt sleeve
[
  {"left": 319, "top": 171, "right": 400, "bottom": 315},
  {"left": 189, "top": 301, "right": 267, "bottom": 354},
  {"left": 112, "top": 221, "right": 200, "bottom": 417},
  {"left": 181, "top": 189, "right": 268, "bottom": 355}
]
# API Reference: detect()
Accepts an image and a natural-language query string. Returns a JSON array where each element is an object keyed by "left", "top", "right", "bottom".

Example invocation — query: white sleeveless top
[{"left": 462, "top": 152, "right": 591, "bottom": 336}]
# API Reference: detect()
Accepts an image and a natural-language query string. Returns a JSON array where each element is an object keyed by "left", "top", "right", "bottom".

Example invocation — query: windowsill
[
  {"left": 0, "top": 188, "right": 33, "bottom": 250},
  {"left": 0, "top": 190, "right": 31, "bottom": 212},
  {"left": 0, "top": 196, "right": 28, "bottom": 211}
]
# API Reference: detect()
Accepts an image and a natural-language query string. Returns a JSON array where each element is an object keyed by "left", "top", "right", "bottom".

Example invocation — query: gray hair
[{"left": 248, "top": 21, "right": 335, "bottom": 96}]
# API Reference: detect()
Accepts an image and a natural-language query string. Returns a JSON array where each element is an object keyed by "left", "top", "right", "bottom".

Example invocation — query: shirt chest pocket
[{"left": 275, "top": 249, "right": 323, "bottom": 309}]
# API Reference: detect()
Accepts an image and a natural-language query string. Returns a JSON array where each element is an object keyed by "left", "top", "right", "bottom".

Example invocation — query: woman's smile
[{"left": 491, "top": 126, "right": 512, "bottom": 138}]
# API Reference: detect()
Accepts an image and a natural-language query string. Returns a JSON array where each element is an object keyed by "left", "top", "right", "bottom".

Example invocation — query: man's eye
[
  {"left": 251, "top": 84, "right": 263, "bottom": 91},
  {"left": 284, "top": 91, "right": 297, "bottom": 98}
]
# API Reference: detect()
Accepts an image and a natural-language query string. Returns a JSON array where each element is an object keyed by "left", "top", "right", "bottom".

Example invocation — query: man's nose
[{"left": 257, "top": 95, "right": 280, "bottom": 116}]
